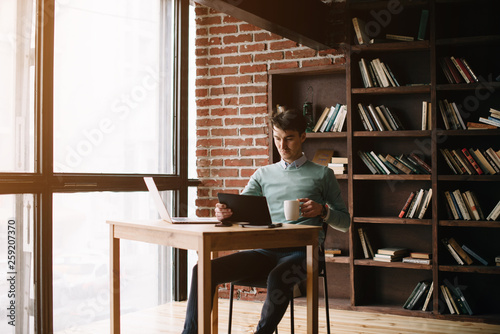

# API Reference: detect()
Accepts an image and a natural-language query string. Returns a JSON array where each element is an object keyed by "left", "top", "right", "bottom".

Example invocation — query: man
[{"left": 182, "top": 109, "right": 350, "bottom": 334}]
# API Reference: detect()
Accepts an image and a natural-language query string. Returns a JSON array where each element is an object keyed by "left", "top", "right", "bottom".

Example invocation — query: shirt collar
[{"left": 280, "top": 153, "right": 308, "bottom": 170}]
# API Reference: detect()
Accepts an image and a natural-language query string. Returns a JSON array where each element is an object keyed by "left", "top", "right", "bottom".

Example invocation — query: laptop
[
  {"left": 144, "top": 177, "right": 219, "bottom": 224},
  {"left": 217, "top": 193, "right": 282, "bottom": 228}
]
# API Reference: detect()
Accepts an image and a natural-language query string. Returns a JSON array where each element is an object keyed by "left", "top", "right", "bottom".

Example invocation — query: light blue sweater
[{"left": 241, "top": 160, "right": 350, "bottom": 244}]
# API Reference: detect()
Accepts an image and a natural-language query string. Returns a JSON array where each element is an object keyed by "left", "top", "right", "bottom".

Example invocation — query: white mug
[{"left": 284, "top": 200, "right": 300, "bottom": 221}]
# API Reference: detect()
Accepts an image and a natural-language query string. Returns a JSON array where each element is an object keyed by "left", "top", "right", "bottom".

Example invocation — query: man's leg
[
  {"left": 254, "top": 249, "right": 307, "bottom": 334},
  {"left": 182, "top": 250, "right": 277, "bottom": 334}
]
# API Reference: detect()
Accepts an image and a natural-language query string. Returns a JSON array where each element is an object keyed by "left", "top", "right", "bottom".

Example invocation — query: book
[
  {"left": 331, "top": 157, "right": 348, "bottom": 164},
  {"left": 409, "top": 153, "right": 432, "bottom": 174},
  {"left": 421, "top": 101, "right": 428, "bottom": 130},
  {"left": 324, "top": 249, "right": 341, "bottom": 257},
  {"left": 467, "top": 121, "right": 497, "bottom": 130},
  {"left": 405, "top": 281, "right": 431, "bottom": 310},
  {"left": 377, "top": 247, "right": 408, "bottom": 256},
  {"left": 422, "top": 281, "right": 433, "bottom": 311},
  {"left": 440, "top": 285, "right": 456, "bottom": 314},
  {"left": 417, "top": 9, "right": 429, "bottom": 40},
  {"left": 461, "top": 244, "right": 489, "bottom": 266},
  {"left": 352, "top": 17, "right": 370, "bottom": 45},
  {"left": 358, "top": 151, "right": 379, "bottom": 174},
  {"left": 442, "top": 238, "right": 464, "bottom": 265},
  {"left": 447, "top": 237, "right": 473, "bottom": 265},
  {"left": 386, "top": 34, "right": 414, "bottom": 42},
  {"left": 410, "top": 252, "right": 432, "bottom": 259},
  {"left": 486, "top": 199, "right": 500, "bottom": 221},
  {"left": 358, "top": 227, "right": 372, "bottom": 259},
  {"left": 461, "top": 148, "right": 483, "bottom": 175},
  {"left": 312, "top": 106, "right": 331, "bottom": 132},
  {"left": 417, "top": 188, "right": 432, "bottom": 219},
  {"left": 452, "top": 189, "right": 471, "bottom": 220},
  {"left": 402, "top": 257, "right": 431, "bottom": 265},
  {"left": 399, "top": 191, "right": 416, "bottom": 218},
  {"left": 403, "top": 282, "right": 423, "bottom": 309},
  {"left": 312, "top": 149, "right": 334, "bottom": 166},
  {"left": 443, "top": 278, "right": 473, "bottom": 315},
  {"left": 371, "top": 58, "right": 390, "bottom": 88},
  {"left": 386, "top": 154, "right": 412, "bottom": 174},
  {"left": 479, "top": 117, "right": 500, "bottom": 128}
]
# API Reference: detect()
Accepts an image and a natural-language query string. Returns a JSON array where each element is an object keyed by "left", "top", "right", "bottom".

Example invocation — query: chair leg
[
  {"left": 290, "top": 292, "right": 294, "bottom": 334},
  {"left": 323, "top": 275, "right": 331, "bottom": 334},
  {"left": 228, "top": 283, "right": 235, "bottom": 334}
]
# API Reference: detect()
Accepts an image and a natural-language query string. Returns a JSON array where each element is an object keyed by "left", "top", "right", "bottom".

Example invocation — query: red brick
[
  {"left": 224, "top": 54, "right": 252, "bottom": 65},
  {"left": 195, "top": 198, "right": 218, "bottom": 208},
  {"left": 197, "top": 128, "right": 209, "bottom": 136},
  {"left": 239, "top": 23, "right": 262, "bottom": 32},
  {"left": 211, "top": 128, "right": 238, "bottom": 136},
  {"left": 224, "top": 97, "right": 239, "bottom": 106},
  {"left": 195, "top": 48, "right": 208, "bottom": 56},
  {"left": 209, "top": 25, "right": 238, "bottom": 35},
  {"left": 197, "top": 138, "right": 223, "bottom": 147},
  {"left": 196, "top": 27, "right": 208, "bottom": 36},
  {"left": 255, "top": 137, "right": 269, "bottom": 146},
  {"left": 269, "top": 61, "right": 299, "bottom": 70},
  {"left": 239, "top": 96, "right": 253, "bottom": 105},
  {"left": 302, "top": 58, "right": 332, "bottom": 67},
  {"left": 334, "top": 56, "right": 347, "bottom": 65},
  {"left": 207, "top": 57, "right": 223, "bottom": 66},
  {"left": 194, "top": 5, "right": 208, "bottom": 16},
  {"left": 254, "top": 116, "right": 268, "bottom": 126},
  {"left": 285, "top": 49, "right": 317, "bottom": 59},
  {"left": 224, "top": 33, "right": 253, "bottom": 44},
  {"left": 197, "top": 109, "right": 209, "bottom": 117},
  {"left": 197, "top": 169, "right": 210, "bottom": 178},
  {"left": 224, "top": 75, "right": 253, "bottom": 85},
  {"left": 211, "top": 148, "right": 238, "bottom": 156},
  {"left": 196, "top": 97, "right": 223, "bottom": 107},
  {"left": 211, "top": 107, "right": 238, "bottom": 117},
  {"left": 255, "top": 158, "right": 270, "bottom": 166},
  {"left": 210, "top": 67, "right": 239, "bottom": 76},
  {"left": 239, "top": 43, "right": 266, "bottom": 53},
  {"left": 222, "top": 15, "right": 242, "bottom": 24},
  {"left": 195, "top": 77, "right": 222, "bottom": 86},
  {"left": 318, "top": 48, "right": 340, "bottom": 56},
  {"left": 254, "top": 95, "right": 268, "bottom": 104},
  {"left": 210, "top": 45, "right": 238, "bottom": 55},
  {"left": 201, "top": 179, "right": 224, "bottom": 187},
  {"left": 270, "top": 40, "right": 298, "bottom": 50},
  {"left": 225, "top": 138, "right": 253, "bottom": 146},
  {"left": 240, "top": 85, "right": 267, "bottom": 94},
  {"left": 195, "top": 88, "right": 208, "bottom": 97},
  {"left": 196, "top": 16, "right": 221, "bottom": 26},
  {"left": 195, "top": 36, "right": 222, "bottom": 47},
  {"left": 196, "top": 68, "right": 209, "bottom": 76},
  {"left": 197, "top": 188, "right": 210, "bottom": 197},
  {"left": 240, "top": 106, "right": 267, "bottom": 115},
  {"left": 254, "top": 52, "right": 283, "bottom": 62},
  {"left": 196, "top": 208, "right": 212, "bottom": 217},
  {"left": 254, "top": 32, "right": 282, "bottom": 42},
  {"left": 240, "top": 127, "right": 267, "bottom": 136},
  {"left": 225, "top": 159, "right": 254, "bottom": 167},
  {"left": 211, "top": 168, "right": 239, "bottom": 177},
  {"left": 254, "top": 74, "right": 268, "bottom": 83},
  {"left": 210, "top": 87, "right": 236, "bottom": 96},
  {"left": 240, "top": 64, "right": 267, "bottom": 74},
  {"left": 197, "top": 118, "right": 223, "bottom": 128},
  {"left": 241, "top": 148, "right": 268, "bottom": 156},
  {"left": 241, "top": 168, "right": 258, "bottom": 178},
  {"left": 196, "top": 148, "right": 208, "bottom": 157},
  {"left": 225, "top": 117, "right": 253, "bottom": 126}
]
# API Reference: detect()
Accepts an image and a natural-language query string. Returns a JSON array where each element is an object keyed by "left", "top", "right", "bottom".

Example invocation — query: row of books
[
  {"left": 312, "top": 104, "right": 347, "bottom": 133},
  {"left": 402, "top": 252, "right": 432, "bottom": 265},
  {"left": 439, "top": 56, "right": 479, "bottom": 85},
  {"left": 442, "top": 236, "right": 489, "bottom": 266},
  {"left": 438, "top": 99, "right": 466, "bottom": 130},
  {"left": 444, "top": 189, "right": 500, "bottom": 221},
  {"left": 352, "top": 10, "right": 429, "bottom": 46},
  {"left": 358, "top": 151, "right": 432, "bottom": 175},
  {"left": 358, "top": 58, "right": 400, "bottom": 88},
  {"left": 478, "top": 107, "right": 500, "bottom": 128},
  {"left": 357, "top": 103, "right": 405, "bottom": 131},
  {"left": 403, "top": 280, "right": 433, "bottom": 311},
  {"left": 327, "top": 156, "right": 348, "bottom": 175},
  {"left": 399, "top": 188, "right": 432, "bottom": 219},
  {"left": 440, "top": 147, "right": 500, "bottom": 175}
]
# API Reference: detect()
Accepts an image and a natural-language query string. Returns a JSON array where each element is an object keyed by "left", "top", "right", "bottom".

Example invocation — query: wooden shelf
[
  {"left": 352, "top": 85, "right": 431, "bottom": 95},
  {"left": 355, "top": 259, "right": 432, "bottom": 270},
  {"left": 269, "top": 64, "right": 346, "bottom": 76},
  {"left": 435, "top": 129, "right": 500, "bottom": 136},
  {"left": 438, "top": 175, "right": 500, "bottom": 182},
  {"left": 354, "top": 217, "right": 432, "bottom": 225},
  {"left": 325, "top": 255, "right": 350, "bottom": 264},
  {"left": 436, "top": 82, "right": 500, "bottom": 91},
  {"left": 351, "top": 40, "right": 430, "bottom": 53},
  {"left": 306, "top": 131, "right": 347, "bottom": 139},
  {"left": 439, "top": 220, "right": 500, "bottom": 228},
  {"left": 436, "top": 35, "right": 500, "bottom": 47},
  {"left": 354, "top": 130, "right": 431, "bottom": 137},
  {"left": 353, "top": 174, "right": 431, "bottom": 181},
  {"left": 439, "top": 265, "right": 500, "bottom": 274}
]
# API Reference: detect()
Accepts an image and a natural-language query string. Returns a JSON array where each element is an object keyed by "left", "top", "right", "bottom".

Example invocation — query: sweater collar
[{"left": 280, "top": 153, "right": 307, "bottom": 170}]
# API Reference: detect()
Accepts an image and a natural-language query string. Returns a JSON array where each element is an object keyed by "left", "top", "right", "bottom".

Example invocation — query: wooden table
[{"left": 107, "top": 220, "right": 320, "bottom": 334}]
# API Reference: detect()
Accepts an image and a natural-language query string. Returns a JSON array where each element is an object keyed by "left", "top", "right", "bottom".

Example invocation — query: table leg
[
  {"left": 110, "top": 225, "right": 120, "bottom": 334},
  {"left": 306, "top": 242, "right": 319, "bottom": 334},
  {"left": 198, "top": 238, "right": 212, "bottom": 334}
]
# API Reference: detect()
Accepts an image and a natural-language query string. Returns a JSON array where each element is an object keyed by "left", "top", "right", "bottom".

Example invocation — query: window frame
[{"left": 0, "top": 0, "right": 192, "bottom": 331}]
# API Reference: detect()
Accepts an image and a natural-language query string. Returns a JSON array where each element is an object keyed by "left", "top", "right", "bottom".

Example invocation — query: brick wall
[{"left": 193, "top": 2, "right": 345, "bottom": 300}]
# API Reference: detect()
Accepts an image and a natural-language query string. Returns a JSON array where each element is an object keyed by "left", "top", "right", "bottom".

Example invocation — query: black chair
[{"left": 227, "top": 223, "right": 331, "bottom": 334}]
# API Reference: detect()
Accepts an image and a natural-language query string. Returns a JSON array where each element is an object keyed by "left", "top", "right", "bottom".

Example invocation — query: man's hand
[
  {"left": 298, "top": 198, "right": 323, "bottom": 218},
  {"left": 215, "top": 202, "right": 233, "bottom": 221}
]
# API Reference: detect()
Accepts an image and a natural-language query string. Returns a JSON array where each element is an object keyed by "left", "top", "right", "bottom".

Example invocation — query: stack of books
[
  {"left": 443, "top": 189, "right": 486, "bottom": 221},
  {"left": 358, "top": 151, "right": 431, "bottom": 175},
  {"left": 442, "top": 237, "right": 489, "bottom": 266},
  {"left": 486, "top": 200, "right": 500, "bottom": 221},
  {"left": 439, "top": 56, "right": 478, "bottom": 84},
  {"left": 312, "top": 104, "right": 347, "bottom": 133},
  {"left": 478, "top": 107, "right": 500, "bottom": 128},
  {"left": 358, "top": 58, "right": 400, "bottom": 88},
  {"left": 402, "top": 252, "right": 432, "bottom": 265},
  {"left": 440, "top": 147, "right": 500, "bottom": 175},
  {"left": 357, "top": 103, "right": 404, "bottom": 131},
  {"left": 440, "top": 278, "right": 473, "bottom": 315},
  {"left": 399, "top": 188, "right": 432, "bottom": 219},
  {"left": 403, "top": 280, "right": 433, "bottom": 311},
  {"left": 328, "top": 157, "right": 348, "bottom": 175},
  {"left": 357, "top": 227, "right": 374, "bottom": 259},
  {"left": 373, "top": 247, "right": 408, "bottom": 262},
  {"left": 324, "top": 249, "right": 341, "bottom": 258},
  {"left": 438, "top": 99, "right": 466, "bottom": 130}
]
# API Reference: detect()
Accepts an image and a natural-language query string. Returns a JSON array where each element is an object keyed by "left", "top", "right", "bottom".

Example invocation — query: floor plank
[{"left": 58, "top": 299, "right": 500, "bottom": 334}]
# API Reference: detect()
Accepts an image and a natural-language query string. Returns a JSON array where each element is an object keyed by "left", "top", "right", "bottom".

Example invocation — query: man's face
[{"left": 273, "top": 126, "right": 306, "bottom": 163}]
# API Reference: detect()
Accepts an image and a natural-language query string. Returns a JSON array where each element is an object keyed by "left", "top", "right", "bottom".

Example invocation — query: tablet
[{"left": 217, "top": 193, "right": 275, "bottom": 226}]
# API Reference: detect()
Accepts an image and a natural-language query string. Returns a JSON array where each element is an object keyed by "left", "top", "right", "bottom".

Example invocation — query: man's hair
[{"left": 270, "top": 109, "right": 307, "bottom": 134}]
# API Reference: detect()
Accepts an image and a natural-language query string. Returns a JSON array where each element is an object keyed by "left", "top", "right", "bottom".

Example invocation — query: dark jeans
[{"left": 181, "top": 247, "right": 306, "bottom": 334}]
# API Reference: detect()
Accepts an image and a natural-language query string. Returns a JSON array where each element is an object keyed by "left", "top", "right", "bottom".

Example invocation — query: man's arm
[{"left": 324, "top": 169, "right": 350, "bottom": 232}]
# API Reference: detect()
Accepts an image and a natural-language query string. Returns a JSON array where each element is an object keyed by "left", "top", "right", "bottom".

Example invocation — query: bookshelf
[{"left": 267, "top": 0, "right": 500, "bottom": 325}]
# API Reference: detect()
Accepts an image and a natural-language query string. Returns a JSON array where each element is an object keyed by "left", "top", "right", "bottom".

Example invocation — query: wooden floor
[{"left": 65, "top": 299, "right": 500, "bottom": 334}]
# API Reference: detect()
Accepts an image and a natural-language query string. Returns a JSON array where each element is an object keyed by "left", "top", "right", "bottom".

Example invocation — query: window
[{"left": 0, "top": 0, "right": 190, "bottom": 332}]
